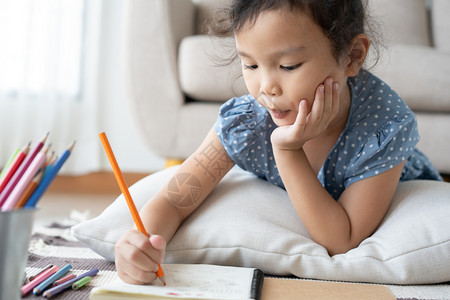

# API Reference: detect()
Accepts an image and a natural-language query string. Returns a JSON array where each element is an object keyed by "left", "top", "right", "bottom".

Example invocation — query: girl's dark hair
[{"left": 209, "top": 0, "right": 380, "bottom": 65}]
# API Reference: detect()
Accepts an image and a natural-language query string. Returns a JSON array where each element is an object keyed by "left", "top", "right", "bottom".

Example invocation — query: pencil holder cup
[{"left": 0, "top": 208, "right": 37, "bottom": 300}]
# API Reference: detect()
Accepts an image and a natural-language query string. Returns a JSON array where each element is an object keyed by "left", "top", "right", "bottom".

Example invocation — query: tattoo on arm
[
  {"left": 166, "top": 140, "right": 233, "bottom": 211},
  {"left": 167, "top": 173, "right": 202, "bottom": 209},
  {"left": 193, "top": 141, "right": 234, "bottom": 181}
]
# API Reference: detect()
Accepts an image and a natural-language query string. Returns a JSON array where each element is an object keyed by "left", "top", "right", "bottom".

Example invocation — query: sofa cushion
[
  {"left": 415, "top": 113, "right": 450, "bottom": 174},
  {"left": 72, "top": 166, "right": 450, "bottom": 285},
  {"left": 368, "top": 0, "right": 430, "bottom": 46},
  {"left": 432, "top": 0, "right": 450, "bottom": 51},
  {"left": 178, "top": 35, "right": 247, "bottom": 102},
  {"left": 372, "top": 44, "right": 450, "bottom": 113}
]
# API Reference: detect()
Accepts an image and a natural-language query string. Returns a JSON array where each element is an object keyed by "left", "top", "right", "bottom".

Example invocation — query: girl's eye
[
  {"left": 281, "top": 64, "right": 301, "bottom": 71},
  {"left": 243, "top": 64, "right": 258, "bottom": 70}
]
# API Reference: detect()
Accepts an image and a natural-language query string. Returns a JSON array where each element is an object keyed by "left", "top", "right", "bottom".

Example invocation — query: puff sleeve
[{"left": 214, "top": 95, "right": 283, "bottom": 186}]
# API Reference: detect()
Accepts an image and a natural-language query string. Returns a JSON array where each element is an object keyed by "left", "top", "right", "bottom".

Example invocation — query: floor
[
  {"left": 32, "top": 171, "right": 148, "bottom": 228},
  {"left": 34, "top": 191, "right": 115, "bottom": 228}
]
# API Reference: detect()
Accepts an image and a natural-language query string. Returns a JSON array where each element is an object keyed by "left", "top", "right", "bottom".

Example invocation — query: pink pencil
[
  {"left": 1, "top": 145, "right": 49, "bottom": 211},
  {"left": 0, "top": 143, "right": 30, "bottom": 205},
  {"left": 0, "top": 133, "right": 48, "bottom": 207},
  {"left": 21, "top": 265, "right": 58, "bottom": 296}
]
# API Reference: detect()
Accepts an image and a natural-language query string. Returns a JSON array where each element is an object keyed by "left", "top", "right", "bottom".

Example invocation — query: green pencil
[{"left": 0, "top": 148, "right": 20, "bottom": 180}]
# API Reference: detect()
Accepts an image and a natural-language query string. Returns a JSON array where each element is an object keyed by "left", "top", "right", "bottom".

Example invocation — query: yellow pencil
[{"left": 98, "top": 132, "right": 166, "bottom": 285}]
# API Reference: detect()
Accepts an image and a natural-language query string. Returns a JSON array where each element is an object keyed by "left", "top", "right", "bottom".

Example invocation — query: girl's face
[{"left": 235, "top": 9, "right": 351, "bottom": 127}]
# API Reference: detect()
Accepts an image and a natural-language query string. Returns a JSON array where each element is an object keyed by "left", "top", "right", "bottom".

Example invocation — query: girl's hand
[
  {"left": 271, "top": 77, "right": 340, "bottom": 150},
  {"left": 115, "top": 229, "right": 166, "bottom": 285}
]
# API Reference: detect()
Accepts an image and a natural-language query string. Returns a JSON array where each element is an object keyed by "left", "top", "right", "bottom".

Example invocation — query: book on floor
[{"left": 90, "top": 264, "right": 264, "bottom": 300}]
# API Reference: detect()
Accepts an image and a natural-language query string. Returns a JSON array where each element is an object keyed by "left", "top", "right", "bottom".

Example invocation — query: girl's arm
[
  {"left": 139, "top": 127, "right": 235, "bottom": 242},
  {"left": 272, "top": 79, "right": 404, "bottom": 255},
  {"left": 115, "top": 128, "right": 235, "bottom": 284},
  {"left": 274, "top": 146, "right": 404, "bottom": 256}
]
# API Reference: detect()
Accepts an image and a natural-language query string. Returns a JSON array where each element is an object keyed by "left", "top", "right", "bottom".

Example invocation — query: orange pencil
[
  {"left": 99, "top": 132, "right": 166, "bottom": 285},
  {"left": 15, "top": 169, "right": 44, "bottom": 208}
]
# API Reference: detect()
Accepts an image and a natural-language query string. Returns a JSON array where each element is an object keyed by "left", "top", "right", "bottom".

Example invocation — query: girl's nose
[{"left": 260, "top": 74, "right": 281, "bottom": 96}]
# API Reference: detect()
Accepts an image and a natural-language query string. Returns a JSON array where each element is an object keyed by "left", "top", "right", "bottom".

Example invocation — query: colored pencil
[
  {"left": 44, "top": 151, "right": 55, "bottom": 167},
  {"left": 2, "top": 145, "right": 49, "bottom": 211},
  {"left": 71, "top": 276, "right": 91, "bottom": 290},
  {"left": 0, "top": 133, "right": 48, "bottom": 206},
  {"left": 0, "top": 143, "right": 30, "bottom": 204},
  {"left": 52, "top": 274, "right": 76, "bottom": 287},
  {"left": 42, "top": 163, "right": 53, "bottom": 177},
  {"left": 28, "top": 264, "right": 54, "bottom": 281},
  {"left": 99, "top": 132, "right": 166, "bottom": 285},
  {"left": 42, "top": 268, "right": 98, "bottom": 298},
  {"left": 33, "top": 264, "right": 72, "bottom": 295},
  {"left": 14, "top": 169, "right": 44, "bottom": 208},
  {"left": 0, "top": 148, "right": 20, "bottom": 180},
  {"left": 21, "top": 265, "right": 59, "bottom": 296},
  {"left": 24, "top": 141, "right": 75, "bottom": 208}
]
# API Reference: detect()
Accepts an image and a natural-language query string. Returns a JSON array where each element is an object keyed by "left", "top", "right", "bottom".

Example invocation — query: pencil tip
[
  {"left": 159, "top": 276, "right": 166, "bottom": 286},
  {"left": 43, "top": 144, "right": 51, "bottom": 153},
  {"left": 68, "top": 140, "right": 76, "bottom": 151},
  {"left": 41, "top": 132, "right": 50, "bottom": 143}
]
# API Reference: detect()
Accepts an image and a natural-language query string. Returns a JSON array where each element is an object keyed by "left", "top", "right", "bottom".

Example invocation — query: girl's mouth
[
  {"left": 270, "top": 109, "right": 289, "bottom": 119},
  {"left": 257, "top": 94, "right": 290, "bottom": 119}
]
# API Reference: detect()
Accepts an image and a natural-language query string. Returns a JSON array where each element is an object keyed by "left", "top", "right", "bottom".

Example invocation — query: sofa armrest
[{"left": 124, "top": 0, "right": 195, "bottom": 157}]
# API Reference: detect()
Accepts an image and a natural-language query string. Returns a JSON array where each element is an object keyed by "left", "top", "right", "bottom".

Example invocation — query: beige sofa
[{"left": 125, "top": 0, "right": 450, "bottom": 175}]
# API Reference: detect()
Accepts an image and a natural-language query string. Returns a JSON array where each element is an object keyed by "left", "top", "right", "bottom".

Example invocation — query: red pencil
[
  {"left": 0, "top": 142, "right": 30, "bottom": 206},
  {"left": 0, "top": 133, "right": 48, "bottom": 207},
  {"left": 52, "top": 274, "right": 76, "bottom": 287}
]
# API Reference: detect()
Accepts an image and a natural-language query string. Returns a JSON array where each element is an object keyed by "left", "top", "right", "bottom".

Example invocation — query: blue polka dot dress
[{"left": 214, "top": 70, "right": 443, "bottom": 200}]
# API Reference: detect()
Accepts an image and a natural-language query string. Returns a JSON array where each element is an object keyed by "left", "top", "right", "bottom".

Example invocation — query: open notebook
[{"left": 90, "top": 264, "right": 264, "bottom": 300}]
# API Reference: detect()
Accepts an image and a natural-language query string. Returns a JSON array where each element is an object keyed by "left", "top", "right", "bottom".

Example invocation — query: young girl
[{"left": 115, "top": 0, "right": 442, "bottom": 284}]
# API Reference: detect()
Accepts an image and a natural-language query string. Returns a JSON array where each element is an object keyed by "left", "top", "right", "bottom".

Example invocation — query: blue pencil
[
  {"left": 24, "top": 141, "right": 75, "bottom": 208},
  {"left": 33, "top": 264, "right": 72, "bottom": 295},
  {"left": 43, "top": 268, "right": 99, "bottom": 298}
]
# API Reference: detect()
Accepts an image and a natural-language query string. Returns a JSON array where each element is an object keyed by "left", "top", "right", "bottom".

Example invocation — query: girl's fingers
[
  {"left": 127, "top": 231, "right": 165, "bottom": 265},
  {"left": 119, "top": 267, "right": 157, "bottom": 285},
  {"left": 119, "top": 239, "right": 155, "bottom": 272},
  {"left": 149, "top": 235, "right": 166, "bottom": 264},
  {"left": 310, "top": 84, "right": 325, "bottom": 123},
  {"left": 115, "top": 237, "right": 161, "bottom": 284},
  {"left": 149, "top": 235, "right": 166, "bottom": 251},
  {"left": 323, "top": 77, "right": 333, "bottom": 118},
  {"left": 294, "top": 99, "right": 308, "bottom": 127}
]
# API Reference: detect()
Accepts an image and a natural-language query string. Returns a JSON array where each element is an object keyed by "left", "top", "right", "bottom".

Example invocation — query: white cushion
[
  {"left": 178, "top": 35, "right": 248, "bottom": 102},
  {"left": 72, "top": 166, "right": 450, "bottom": 284}
]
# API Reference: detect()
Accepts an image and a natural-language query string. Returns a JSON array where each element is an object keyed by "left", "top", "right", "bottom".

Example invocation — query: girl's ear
[{"left": 344, "top": 34, "right": 370, "bottom": 77}]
